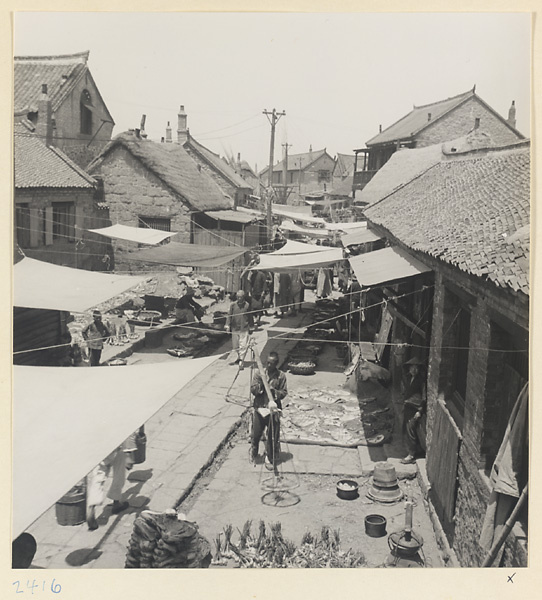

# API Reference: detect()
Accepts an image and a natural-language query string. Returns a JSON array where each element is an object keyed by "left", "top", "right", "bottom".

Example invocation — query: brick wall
[
  {"left": 89, "top": 146, "right": 193, "bottom": 245},
  {"left": 52, "top": 70, "right": 114, "bottom": 155},
  {"left": 15, "top": 188, "right": 112, "bottom": 271},
  {"left": 424, "top": 257, "right": 528, "bottom": 567},
  {"left": 416, "top": 97, "right": 523, "bottom": 148}
]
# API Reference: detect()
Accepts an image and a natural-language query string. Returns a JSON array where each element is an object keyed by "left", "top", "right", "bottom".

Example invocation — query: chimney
[
  {"left": 36, "top": 83, "right": 53, "bottom": 146},
  {"left": 427, "top": 112, "right": 432, "bottom": 121},
  {"left": 237, "top": 152, "right": 241, "bottom": 169},
  {"left": 508, "top": 100, "right": 516, "bottom": 128},
  {"left": 161, "top": 137, "right": 165, "bottom": 143},
  {"left": 140, "top": 114, "right": 147, "bottom": 138},
  {"left": 177, "top": 105, "right": 188, "bottom": 143},
  {"left": 474, "top": 117, "right": 480, "bottom": 130},
  {"left": 379, "top": 124, "right": 382, "bottom": 133},
  {"left": 165, "top": 121, "right": 172, "bottom": 143}
]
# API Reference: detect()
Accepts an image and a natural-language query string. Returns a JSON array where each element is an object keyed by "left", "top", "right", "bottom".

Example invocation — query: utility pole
[
  {"left": 263, "top": 108, "right": 286, "bottom": 243},
  {"left": 281, "top": 143, "right": 292, "bottom": 204}
]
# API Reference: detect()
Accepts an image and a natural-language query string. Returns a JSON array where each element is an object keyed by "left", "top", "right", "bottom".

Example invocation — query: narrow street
[{"left": 26, "top": 294, "right": 445, "bottom": 569}]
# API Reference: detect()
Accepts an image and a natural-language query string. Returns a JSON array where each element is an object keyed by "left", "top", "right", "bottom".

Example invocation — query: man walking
[
  {"left": 82, "top": 310, "right": 110, "bottom": 366},
  {"left": 250, "top": 351, "right": 287, "bottom": 469},
  {"left": 226, "top": 290, "right": 253, "bottom": 366}
]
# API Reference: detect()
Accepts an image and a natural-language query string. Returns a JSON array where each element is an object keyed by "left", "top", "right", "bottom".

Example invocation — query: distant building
[
  {"left": 259, "top": 147, "right": 336, "bottom": 202},
  {"left": 14, "top": 51, "right": 115, "bottom": 169},
  {"left": 353, "top": 87, "right": 524, "bottom": 195}
]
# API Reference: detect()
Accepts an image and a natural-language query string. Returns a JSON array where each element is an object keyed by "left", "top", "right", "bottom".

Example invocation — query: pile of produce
[
  {"left": 212, "top": 521, "right": 365, "bottom": 568},
  {"left": 125, "top": 510, "right": 211, "bottom": 569}
]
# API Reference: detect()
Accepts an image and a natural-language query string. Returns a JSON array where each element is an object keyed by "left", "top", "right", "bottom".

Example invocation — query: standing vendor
[
  {"left": 82, "top": 310, "right": 110, "bottom": 366},
  {"left": 250, "top": 351, "right": 287, "bottom": 469},
  {"left": 400, "top": 356, "right": 427, "bottom": 464}
]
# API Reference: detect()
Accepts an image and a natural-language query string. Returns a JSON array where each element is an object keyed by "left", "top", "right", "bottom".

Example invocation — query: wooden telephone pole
[
  {"left": 281, "top": 143, "right": 292, "bottom": 204},
  {"left": 263, "top": 109, "right": 286, "bottom": 243}
]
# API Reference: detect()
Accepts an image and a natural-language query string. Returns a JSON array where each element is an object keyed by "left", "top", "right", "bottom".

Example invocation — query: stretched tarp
[
  {"left": 88, "top": 224, "right": 179, "bottom": 245},
  {"left": 127, "top": 242, "right": 247, "bottom": 267},
  {"left": 279, "top": 220, "right": 329, "bottom": 239},
  {"left": 203, "top": 210, "right": 261, "bottom": 224},
  {"left": 12, "top": 357, "right": 216, "bottom": 537},
  {"left": 14, "top": 257, "right": 147, "bottom": 313},
  {"left": 271, "top": 240, "right": 333, "bottom": 255},
  {"left": 348, "top": 246, "right": 431, "bottom": 287},
  {"left": 325, "top": 221, "right": 367, "bottom": 231},
  {"left": 341, "top": 228, "right": 382, "bottom": 247},
  {"left": 273, "top": 205, "right": 325, "bottom": 224},
  {"left": 255, "top": 247, "right": 344, "bottom": 272}
]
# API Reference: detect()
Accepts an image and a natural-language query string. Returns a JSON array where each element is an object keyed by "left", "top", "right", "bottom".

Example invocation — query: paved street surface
[{"left": 27, "top": 297, "right": 442, "bottom": 569}]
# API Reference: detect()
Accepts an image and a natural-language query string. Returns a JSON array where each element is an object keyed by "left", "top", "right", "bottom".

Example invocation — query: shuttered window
[
  {"left": 15, "top": 204, "right": 31, "bottom": 248},
  {"left": 138, "top": 216, "right": 171, "bottom": 232},
  {"left": 52, "top": 202, "right": 75, "bottom": 241}
]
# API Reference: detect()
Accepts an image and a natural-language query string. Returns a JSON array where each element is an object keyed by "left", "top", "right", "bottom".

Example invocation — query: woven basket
[
  {"left": 288, "top": 360, "right": 316, "bottom": 375},
  {"left": 55, "top": 484, "right": 86, "bottom": 526}
]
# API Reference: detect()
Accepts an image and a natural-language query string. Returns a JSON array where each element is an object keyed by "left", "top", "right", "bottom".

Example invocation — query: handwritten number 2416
[{"left": 12, "top": 579, "right": 61, "bottom": 594}]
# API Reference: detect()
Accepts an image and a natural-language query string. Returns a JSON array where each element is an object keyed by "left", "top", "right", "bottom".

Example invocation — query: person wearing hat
[
  {"left": 82, "top": 310, "right": 110, "bottom": 366},
  {"left": 401, "top": 356, "right": 426, "bottom": 464}
]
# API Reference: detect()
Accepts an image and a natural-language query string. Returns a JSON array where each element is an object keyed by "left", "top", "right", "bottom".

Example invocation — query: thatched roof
[{"left": 87, "top": 132, "right": 233, "bottom": 212}]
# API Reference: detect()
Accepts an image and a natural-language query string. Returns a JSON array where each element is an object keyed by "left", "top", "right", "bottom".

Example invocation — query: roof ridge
[
  {"left": 48, "top": 145, "right": 96, "bottom": 185},
  {"left": 413, "top": 87, "right": 475, "bottom": 110},
  {"left": 14, "top": 51, "right": 90, "bottom": 63}
]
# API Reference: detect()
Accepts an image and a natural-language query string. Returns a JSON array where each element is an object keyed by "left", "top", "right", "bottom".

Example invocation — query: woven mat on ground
[{"left": 281, "top": 386, "right": 393, "bottom": 447}]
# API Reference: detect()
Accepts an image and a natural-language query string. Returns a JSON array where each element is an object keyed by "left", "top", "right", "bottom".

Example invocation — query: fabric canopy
[
  {"left": 348, "top": 246, "right": 431, "bottom": 287},
  {"left": 14, "top": 257, "right": 147, "bottom": 313},
  {"left": 279, "top": 220, "right": 329, "bottom": 239},
  {"left": 272, "top": 240, "right": 332, "bottom": 255},
  {"left": 88, "top": 224, "right": 178, "bottom": 245},
  {"left": 203, "top": 210, "right": 260, "bottom": 224},
  {"left": 255, "top": 247, "right": 344, "bottom": 272},
  {"left": 127, "top": 242, "right": 247, "bottom": 267},
  {"left": 273, "top": 206, "right": 325, "bottom": 224},
  {"left": 341, "top": 228, "right": 382, "bottom": 247},
  {"left": 325, "top": 221, "right": 367, "bottom": 231},
  {"left": 12, "top": 357, "right": 216, "bottom": 538}
]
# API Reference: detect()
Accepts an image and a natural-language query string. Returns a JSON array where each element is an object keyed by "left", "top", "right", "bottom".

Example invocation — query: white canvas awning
[
  {"left": 271, "top": 240, "right": 332, "bottom": 255},
  {"left": 325, "top": 221, "right": 367, "bottom": 231},
  {"left": 88, "top": 224, "right": 178, "bottom": 245},
  {"left": 341, "top": 228, "right": 382, "bottom": 247},
  {"left": 14, "top": 257, "right": 147, "bottom": 313},
  {"left": 279, "top": 220, "right": 329, "bottom": 239},
  {"left": 348, "top": 246, "right": 431, "bottom": 287},
  {"left": 12, "top": 357, "right": 216, "bottom": 538},
  {"left": 255, "top": 247, "right": 344, "bottom": 272}
]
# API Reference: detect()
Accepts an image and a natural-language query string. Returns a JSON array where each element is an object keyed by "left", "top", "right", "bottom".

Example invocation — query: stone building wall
[{"left": 416, "top": 97, "right": 524, "bottom": 148}]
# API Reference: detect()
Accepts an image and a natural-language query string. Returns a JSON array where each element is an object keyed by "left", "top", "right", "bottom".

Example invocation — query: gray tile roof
[
  {"left": 364, "top": 142, "right": 530, "bottom": 295},
  {"left": 14, "top": 52, "right": 89, "bottom": 112},
  {"left": 366, "top": 88, "right": 474, "bottom": 146},
  {"left": 15, "top": 125, "right": 96, "bottom": 189},
  {"left": 87, "top": 132, "right": 233, "bottom": 212},
  {"left": 260, "top": 148, "right": 330, "bottom": 175}
]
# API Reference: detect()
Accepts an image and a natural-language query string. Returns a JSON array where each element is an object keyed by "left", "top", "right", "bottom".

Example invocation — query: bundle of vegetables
[
  {"left": 211, "top": 521, "right": 365, "bottom": 568},
  {"left": 125, "top": 510, "right": 211, "bottom": 569}
]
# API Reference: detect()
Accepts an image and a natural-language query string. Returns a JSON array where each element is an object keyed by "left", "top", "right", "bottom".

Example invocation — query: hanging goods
[{"left": 367, "top": 461, "right": 404, "bottom": 503}]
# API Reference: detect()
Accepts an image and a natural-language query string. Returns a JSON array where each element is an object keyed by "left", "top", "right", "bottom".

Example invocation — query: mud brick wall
[
  {"left": 424, "top": 259, "right": 528, "bottom": 567},
  {"left": 416, "top": 96, "right": 523, "bottom": 148},
  {"left": 89, "top": 146, "right": 192, "bottom": 243}
]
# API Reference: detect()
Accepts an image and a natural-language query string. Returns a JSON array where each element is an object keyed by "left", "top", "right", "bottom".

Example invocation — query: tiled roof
[
  {"left": 335, "top": 153, "right": 356, "bottom": 177},
  {"left": 15, "top": 126, "right": 96, "bottom": 189},
  {"left": 14, "top": 51, "right": 90, "bottom": 112},
  {"left": 366, "top": 88, "right": 476, "bottom": 146},
  {"left": 358, "top": 130, "right": 498, "bottom": 207},
  {"left": 185, "top": 137, "right": 252, "bottom": 190},
  {"left": 87, "top": 132, "right": 232, "bottom": 212},
  {"left": 364, "top": 142, "right": 530, "bottom": 295},
  {"left": 260, "top": 148, "right": 330, "bottom": 175}
]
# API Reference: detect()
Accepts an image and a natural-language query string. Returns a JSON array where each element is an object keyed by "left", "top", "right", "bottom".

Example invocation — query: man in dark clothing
[
  {"left": 400, "top": 357, "right": 426, "bottom": 464},
  {"left": 250, "top": 351, "right": 287, "bottom": 468},
  {"left": 82, "top": 310, "right": 110, "bottom": 366},
  {"left": 174, "top": 281, "right": 204, "bottom": 324}
]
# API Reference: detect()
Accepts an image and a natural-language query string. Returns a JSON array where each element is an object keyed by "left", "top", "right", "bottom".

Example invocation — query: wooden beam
[{"left": 387, "top": 302, "right": 426, "bottom": 340}]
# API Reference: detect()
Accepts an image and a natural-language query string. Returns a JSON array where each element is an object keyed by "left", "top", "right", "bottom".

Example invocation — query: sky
[{"left": 14, "top": 12, "right": 531, "bottom": 171}]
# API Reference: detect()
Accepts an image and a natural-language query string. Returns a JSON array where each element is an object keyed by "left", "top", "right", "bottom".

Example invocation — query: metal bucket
[
  {"left": 133, "top": 433, "right": 147, "bottom": 464},
  {"left": 365, "top": 514, "right": 387, "bottom": 537}
]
